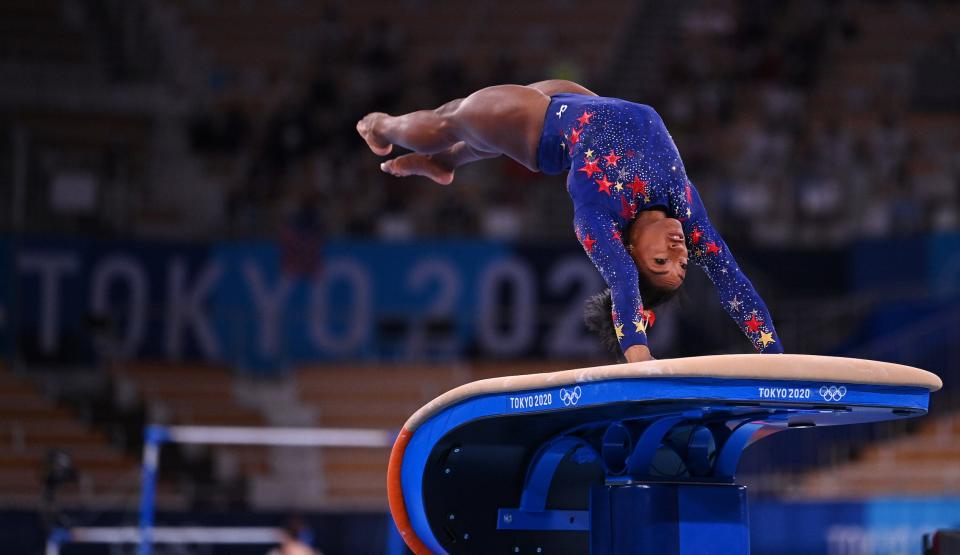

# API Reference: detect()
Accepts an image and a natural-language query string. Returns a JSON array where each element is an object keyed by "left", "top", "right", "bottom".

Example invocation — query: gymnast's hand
[{"left": 624, "top": 345, "right": 654, "bottom": 363}]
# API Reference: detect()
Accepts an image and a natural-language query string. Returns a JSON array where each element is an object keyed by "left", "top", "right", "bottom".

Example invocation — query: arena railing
[{"left": 45, "top": 424, "right": 405, "bottom": 555}]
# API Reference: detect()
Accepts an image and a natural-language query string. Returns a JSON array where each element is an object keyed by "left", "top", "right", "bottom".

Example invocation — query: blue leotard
[{"left": 537, "top": 93, "right": 783, "bottom": 355}]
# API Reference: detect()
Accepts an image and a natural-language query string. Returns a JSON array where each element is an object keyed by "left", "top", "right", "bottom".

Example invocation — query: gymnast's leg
[
  {"left": 357, "top": 98, "right": 465, "bottom": 157},
  {"left": 357, "top": 84, "right": 550, "bottom": 171},
  {"left": 377, "top": 142, "right": 498, "bottom": 185}
]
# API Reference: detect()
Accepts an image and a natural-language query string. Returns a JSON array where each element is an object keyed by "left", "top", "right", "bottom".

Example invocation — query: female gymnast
[{"left": 357, "top": 80, "right": 782, "bottom": 362}]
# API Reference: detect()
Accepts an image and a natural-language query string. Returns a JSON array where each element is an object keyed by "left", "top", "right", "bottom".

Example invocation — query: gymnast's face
[{"left": 628, "top": 216, "right": 688, "bottom": 290}]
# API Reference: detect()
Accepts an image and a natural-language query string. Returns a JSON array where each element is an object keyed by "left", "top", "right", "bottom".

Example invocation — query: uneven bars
[
  {"left": 47, "top": 526, "right": 284, "bottom": 555},
  {"left": 74, "top": 526, "right": 284, "bottom": 543},
  {"left": 138, "top": 425, "right": 398, "bottom": 555},
  {"left": 164, "top": 425, "right": 394, "bottom": 447}
]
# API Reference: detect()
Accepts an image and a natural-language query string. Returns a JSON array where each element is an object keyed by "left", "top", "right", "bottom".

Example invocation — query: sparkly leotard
[{"left": 537, "top": 93, "right": 783, "bottom": 355}]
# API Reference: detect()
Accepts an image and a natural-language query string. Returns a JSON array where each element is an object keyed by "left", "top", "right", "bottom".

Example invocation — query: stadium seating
[
  {"left": 0, "top": 0, "right": 90, "bottom": 65},
  {"left": 294, "top": 360, "right": 583, "bottom": 508},
  {"left": 161, "top": 0, "right": 629, "bottom": 92},
  {"left": 797, "top": 410, "right": 960, "bottom": 498},
  {"left": 0, "top": 364, "right": 154, "bottom": 509}
]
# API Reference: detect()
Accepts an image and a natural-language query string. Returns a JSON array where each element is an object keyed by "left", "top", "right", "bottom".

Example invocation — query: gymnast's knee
[{"left": 428, "top": 99, "right": 471, "bottom": 141}]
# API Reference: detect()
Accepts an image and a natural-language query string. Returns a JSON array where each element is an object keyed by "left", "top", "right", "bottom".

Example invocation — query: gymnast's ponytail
[
  {"left": 583, "top": 278, "right": 679, "bottom": 359},
  {"left": 583, "top": 289, "right": 622, "bottom": 359}
]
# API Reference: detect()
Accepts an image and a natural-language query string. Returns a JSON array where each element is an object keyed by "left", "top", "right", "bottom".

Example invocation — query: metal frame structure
[
  {"left": 45, "top": 526, "right": 284, "bottom": 555},
  {"left": 130, "top": 425, "right": 394, "bottom": 555}
]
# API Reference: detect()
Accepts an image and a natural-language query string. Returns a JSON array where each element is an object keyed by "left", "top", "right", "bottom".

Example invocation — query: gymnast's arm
[
  {"left": 574, "top": 203, "right": 654, "bottom": 362},
  {"left": 682, "top": 182, "right": 784, "bottom": 353}
]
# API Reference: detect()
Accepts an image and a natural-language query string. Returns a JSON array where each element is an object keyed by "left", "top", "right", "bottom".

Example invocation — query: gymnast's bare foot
[
  {"left": 356, "top": 113, "right": 393, "bottom": 156},
  {"left": 381, "top": 153, "right": 455, "bottom": 185}
]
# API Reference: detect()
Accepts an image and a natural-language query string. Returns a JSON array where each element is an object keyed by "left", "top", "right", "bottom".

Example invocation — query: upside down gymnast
[{"left": 357, "top": 80, "right": 783, "bottom": 362}]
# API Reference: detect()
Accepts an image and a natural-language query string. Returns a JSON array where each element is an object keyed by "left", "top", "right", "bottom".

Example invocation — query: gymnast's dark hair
[{"left": 583, "top": 275, "right": 679, "bottom": 357}]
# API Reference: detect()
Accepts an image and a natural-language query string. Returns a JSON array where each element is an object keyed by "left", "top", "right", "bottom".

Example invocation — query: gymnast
[{"left": 357, "top": 80, "right": 782, "bottom": 362}]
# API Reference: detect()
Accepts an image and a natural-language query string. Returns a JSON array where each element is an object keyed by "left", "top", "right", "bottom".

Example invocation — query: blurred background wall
[{"left": 0, "top": 0, "right": 958, "bottom": 553}]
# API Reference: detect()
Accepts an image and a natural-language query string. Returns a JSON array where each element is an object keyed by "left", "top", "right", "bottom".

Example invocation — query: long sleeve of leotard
[
  {"left": 680, "top": 183, "right": 783, "bottom": 353},
  {"left": 573, "top": 203, "right": 650, "bottom": 352}
]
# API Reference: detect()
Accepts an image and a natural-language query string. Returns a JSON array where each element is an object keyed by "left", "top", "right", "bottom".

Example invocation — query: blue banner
[
  {"left": 3, "top": 238, "right": 608, "bottom": 369},
  {"left": 5, "top": 232, "right": 958, "bottom": 370},
  {"left": 927, "top": 233, "right": 960, "bottom": 298},
  {"left": 852, "top": 231, "right": 960, "bottom": 298}
]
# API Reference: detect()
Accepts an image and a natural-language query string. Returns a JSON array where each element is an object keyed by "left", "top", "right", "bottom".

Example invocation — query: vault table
[{"left": 388, "top": 354, "right": 942, "bottom": 554}]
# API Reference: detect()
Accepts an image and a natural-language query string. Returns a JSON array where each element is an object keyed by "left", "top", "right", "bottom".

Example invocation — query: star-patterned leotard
[{"left": 537, "top": 93, "right": 783, "bottom": 355}]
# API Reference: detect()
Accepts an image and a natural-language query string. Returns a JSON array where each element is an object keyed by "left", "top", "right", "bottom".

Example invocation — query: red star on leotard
[
  {"left": 612, "top": 228, "right": 622, "bottom": 241},
  {"left": 744, "top": 314, "right": 763, "bottom": 333},
  {"left": 705, "top": 241, "right": 721, "bottom": 255},
  {"left": 628, "top": 176, "right": 648, "bottom": 198},
  {"left": 604, "top": 150, "right": 622, "bottom": 166},
  {"left": 620, "top": 196, "right": 636, "bottom": 220},
  {"left": 578, "top": 158, "right": 602, "bottom": 177},
  {"left": 690, "top": 227, "right": 704, "bottom": 244},
  {"left": 569, "top": 127, "right": 581, "bottom": 146},
  {"left": 582, "top": 233, "right": 596, "bottom": 252},
  {"left": 577, "top": 111, "right": 594, "bottom": 126},
  {"left": 595, "top": 176, "right": 613, "bottom": 196}
]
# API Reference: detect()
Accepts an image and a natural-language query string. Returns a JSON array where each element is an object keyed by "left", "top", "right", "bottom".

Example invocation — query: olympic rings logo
[
  {"left": 559, "top": 386, "right": 582, "bottom": 407},
  {"left": 819, "top": 385, "right": 848, "bottom": 402}
]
